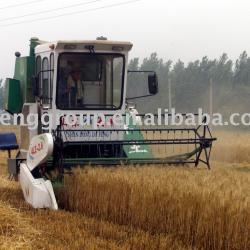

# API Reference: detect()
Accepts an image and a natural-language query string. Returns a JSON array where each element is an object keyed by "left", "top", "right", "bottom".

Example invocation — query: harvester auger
[{"left": 3, "top": 37, "right": 216, "bottom": 210}]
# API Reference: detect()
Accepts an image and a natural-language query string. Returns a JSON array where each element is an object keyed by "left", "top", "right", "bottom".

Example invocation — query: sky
[{"left": 1, "top": 0, "right": 250, "bottom": 80}]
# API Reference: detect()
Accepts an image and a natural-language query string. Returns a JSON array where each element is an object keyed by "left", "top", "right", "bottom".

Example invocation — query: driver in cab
[{"left": 67, "top": 67, "right": 84, "bottom": 107}]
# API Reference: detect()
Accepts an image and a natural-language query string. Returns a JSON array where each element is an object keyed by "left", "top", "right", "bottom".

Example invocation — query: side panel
[
  {"left": 5, "top": 78, "right": 22, "bottom": 113},
  {"left": 14, "top": 56, "right": 35, "bottom": 104}
]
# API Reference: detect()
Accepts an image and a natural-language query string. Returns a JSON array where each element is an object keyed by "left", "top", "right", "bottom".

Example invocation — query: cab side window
[
  {"left": 42, "top": 57, "right": 50, "bottom": 104},
  {"left": 112, "top": 57, "right": 123, "bottom": 107},
  {"left": 50, "top": 53, "right": 54, "bottom": 95},
  {"left": 36, "top": 56, "right": 41, "bottom": 75},
  {"left": 36, "top": 56, "right": 41, "bottom": 94}
]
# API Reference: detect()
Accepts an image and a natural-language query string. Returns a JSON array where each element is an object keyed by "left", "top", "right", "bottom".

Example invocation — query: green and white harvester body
[{"left": 4, "top": 38, "right": 216, "bottom": 209}]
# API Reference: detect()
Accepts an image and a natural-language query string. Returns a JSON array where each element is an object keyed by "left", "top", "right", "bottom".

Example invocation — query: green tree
[
  {"left": 127, "top": 53, "right": 172, "bottom": 112},
  {"left": 234, "top": 51, "right": 250, "bottom": 86}
]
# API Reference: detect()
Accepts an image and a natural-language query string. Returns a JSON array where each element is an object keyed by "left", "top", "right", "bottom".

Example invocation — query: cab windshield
[{"left": 57, "top": 53, "right": 124, "bottom": 110}]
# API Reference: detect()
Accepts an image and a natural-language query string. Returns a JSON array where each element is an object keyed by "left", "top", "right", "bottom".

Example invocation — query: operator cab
[{"left": 34, "top": 39, "right": 133, "bottom": 113}]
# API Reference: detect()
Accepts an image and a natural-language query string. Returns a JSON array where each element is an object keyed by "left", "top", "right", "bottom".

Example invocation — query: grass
[
  {"left": 0, "top": 126, "right": 249, "bottom": 249},
  {"left": 212, "top": 130, "right": 250, "bottom": 163},
  {"left": 58, "top": 166, "right": 250, "bottom": 250},
  {"left": 0, "top": 167, "right": 191, "bottom": 250}
]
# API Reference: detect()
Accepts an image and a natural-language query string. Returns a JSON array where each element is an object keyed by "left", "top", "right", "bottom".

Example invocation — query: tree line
[{"left": 127, "top": 51, "right": 250, "bottom": 115}]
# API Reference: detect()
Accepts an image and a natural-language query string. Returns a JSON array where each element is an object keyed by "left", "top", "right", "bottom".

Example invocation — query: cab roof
[{"left": 35, "top": 40, "right": 133, "bottom": 54}]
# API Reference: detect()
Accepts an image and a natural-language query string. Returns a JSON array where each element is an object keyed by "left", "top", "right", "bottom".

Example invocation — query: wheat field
[{"left": 0, "top": 126, "right": 249, "bottom": 250}]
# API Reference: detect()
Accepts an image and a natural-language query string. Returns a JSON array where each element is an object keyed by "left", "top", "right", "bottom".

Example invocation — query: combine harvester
[{"left": 3, "top": 37, "right": 216, "bottom": 210}]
